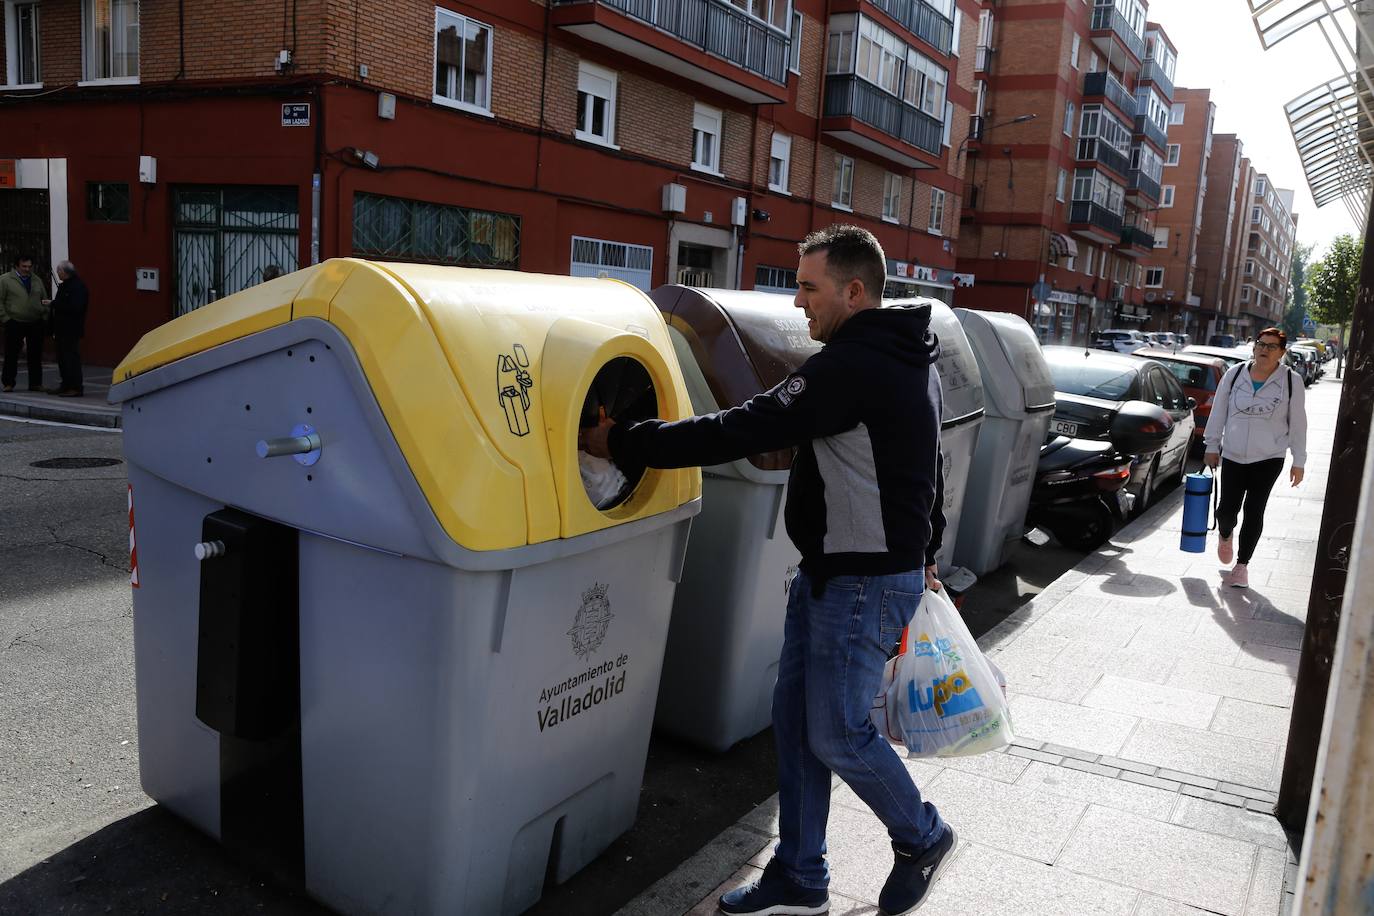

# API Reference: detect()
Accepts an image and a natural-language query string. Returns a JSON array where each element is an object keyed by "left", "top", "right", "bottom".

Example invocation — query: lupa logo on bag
[
  {"left": 908, "top": 669, "right": 985, "bottom": 718},
  {"left": 911, "top": 632, "right": 962, "bottom": 665}
]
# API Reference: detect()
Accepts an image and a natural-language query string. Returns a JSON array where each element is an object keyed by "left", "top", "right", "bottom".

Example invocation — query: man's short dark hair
[
  {"left": 1258, "top": 327, "right": 1287, "bottom": 349},
  {"left": 15, "top": 253, "right": 33, "bottom": 265},
  {"left": 798, "top": 225, "right": 886, "bottom": 305}
]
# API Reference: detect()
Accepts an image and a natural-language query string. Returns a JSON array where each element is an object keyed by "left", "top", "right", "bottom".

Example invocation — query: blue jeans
[{"left": 772, "top": 569, "right": 944, "bottom": 890}]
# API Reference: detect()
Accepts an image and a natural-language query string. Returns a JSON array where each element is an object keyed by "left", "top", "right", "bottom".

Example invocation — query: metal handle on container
[
  {"left": 255, "top": 423, "right": 322, "bottom": 466},
  {"left": 194, "top": 540, "right": 227, "bottom": 561}
]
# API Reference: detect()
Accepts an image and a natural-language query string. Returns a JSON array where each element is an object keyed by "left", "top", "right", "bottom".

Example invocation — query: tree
[
  {"left": 1282, "top": 243, "right": 1315, "bottom": 341},
  {"left": 1307, "top": 234, "right": 1363, "bottom": 376}
]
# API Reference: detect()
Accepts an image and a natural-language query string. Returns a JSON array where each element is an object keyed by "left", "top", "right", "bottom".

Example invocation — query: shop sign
[
  {"left": 1046, "top": 290, "right": 1078, "bottom": 305},
  {"left": 0, "top": 160, "right": 15, "bottom": 189}
]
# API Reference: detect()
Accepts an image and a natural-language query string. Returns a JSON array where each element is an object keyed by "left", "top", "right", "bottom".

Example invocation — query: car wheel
[
  {"left": 1056, "top": 505, "right": 1114, "bottom": 551},
  {"left": 1131, "top": 456, "right": 1158, "bottom": 518}
]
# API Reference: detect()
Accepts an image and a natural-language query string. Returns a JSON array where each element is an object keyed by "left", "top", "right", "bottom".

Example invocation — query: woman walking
[{"left": 1203, "top": 327, "right": 1308, "bottom": 588}]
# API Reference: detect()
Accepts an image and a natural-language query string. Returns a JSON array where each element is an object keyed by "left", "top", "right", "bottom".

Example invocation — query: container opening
[{"left": 579, "top": 356, "right": 657, "bottom": 509}]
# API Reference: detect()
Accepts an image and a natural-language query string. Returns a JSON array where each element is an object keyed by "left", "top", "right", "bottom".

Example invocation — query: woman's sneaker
[
  {"left": 718, "top": 860, "right": 829, "bottom": 916},
  {"left": 1218, "top": 535, "right": 1234, "bottom": 566},
  {"left": 1229, "top": 563, "right": 1249, "bottom": 589},
  {"left": 878, "top": 825, "right": 959, "bottom": 915}
]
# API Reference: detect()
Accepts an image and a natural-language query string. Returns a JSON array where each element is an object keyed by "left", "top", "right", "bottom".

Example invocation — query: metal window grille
[
  {"left": 353, "top": 192, "right": 520, "bottom": 269},
  {"left": 86, "top": 182, "right": 130, "bottom": 223},
  {"left": 0, "top": 189, "right": 50, "bottom": 281},
  {"left": 173, "top": 186, "right": 299, "bottom": 317}
]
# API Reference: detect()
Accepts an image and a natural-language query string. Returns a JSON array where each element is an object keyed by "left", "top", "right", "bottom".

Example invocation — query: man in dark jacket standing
[
  {"left": 47, "top": 261, "right": 89, "bottom": 396},
  {"left": 582, "top": 225, "right": 954, "bottom": 916}
]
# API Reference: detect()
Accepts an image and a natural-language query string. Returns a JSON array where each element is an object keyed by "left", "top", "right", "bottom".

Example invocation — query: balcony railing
[
  {"left": 968, "top": 114, "right": 984, "bottom": 142},
  {"left": 1133, "top": 113, "right": 1168, "bottom": 150},
  {"left": 1076, "top": 137, "right": 1131, "bottom": 178},
  {"left": 1119, "top": 224, "right": 1154, "bottom": 251},
  {"left": 1083, "top": 71, "right": 1137, "bottom": 119},
  {"left": 975, "top": 44, "right": 992, "bottom": 71},
  {"left": 824, "top": 74, "right": 943, "bottom": 156},
  {"left": 1139, "top": 59, "right": 1174, "bottom": 99},
  {"left": 555, "top": 0, "right": 790, "bottom": 85},
  {"left": 1090, "top": 3, "right": 1146, "bottom": 62},
  {"left": 868, "top": 0, "right": 955, "bottom": 53},
  {"left": 1069, "top": 200, "right": 1124, "bottom": 238},
  {"left": 1128, "top": 168, "right": 1161, "bottom": 203}
]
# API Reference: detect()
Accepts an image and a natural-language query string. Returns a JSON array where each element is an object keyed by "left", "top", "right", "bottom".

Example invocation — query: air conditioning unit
[
  {"left": 1144, "top": 291, "right": 1157, "bottom": 302},
  {"left": 662, "top": 183, "right": 686, "bottom": 214}
]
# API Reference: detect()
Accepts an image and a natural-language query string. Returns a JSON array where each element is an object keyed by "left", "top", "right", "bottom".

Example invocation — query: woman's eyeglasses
[{"left": 1254, "top": 342, "right": 1282, "bottom": 352}]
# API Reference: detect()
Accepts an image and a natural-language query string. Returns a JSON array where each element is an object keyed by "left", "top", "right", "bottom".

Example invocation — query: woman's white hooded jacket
[{"left": 1203, "top": 361, "right": 1307, "bottom": 467}]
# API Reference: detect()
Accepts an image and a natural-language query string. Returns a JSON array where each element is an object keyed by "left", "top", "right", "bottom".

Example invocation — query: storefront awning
[{"left": 1048, "top": 233, "right": 1079, "bottom": 259}]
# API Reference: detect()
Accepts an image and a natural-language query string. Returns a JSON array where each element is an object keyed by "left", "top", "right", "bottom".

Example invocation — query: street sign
[
  {"left": 1303, "top": 316, "right": 1317, "bottom": 332},
  {"left": 1031, "top": 280, "right": 1051, "bottom": 302},
  {"left": 281, "top": 103, "right": 311, "bottom": 127}
]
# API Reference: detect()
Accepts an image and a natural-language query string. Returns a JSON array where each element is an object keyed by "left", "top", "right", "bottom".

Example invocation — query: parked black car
[{"left": 1029, "top": 347, "right": 1197, "bottom": 550}]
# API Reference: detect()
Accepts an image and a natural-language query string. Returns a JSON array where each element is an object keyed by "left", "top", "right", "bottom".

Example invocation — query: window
[
  {"left": 1088, "top": 51, "right": 1099, "bottom": 73},
  {"left": 755, "top": 265, "right": 799, "bottom": 294},
  {"left": 1145, "top": 267, "right": 1164, "bottom": 287},
  {"left": 1241, "top": 286, "right": 1250, "bottom": 303},
  {"left": 882, "top": 173, "right": 902, "bottom": 222},
  {"left": 1064, "top": 101, "right": 1075, "bottom": 137},
  {"left": 87, "top": 182, "right": 129, "bottom": 222},
  {"left": 832, "top": 154, "right": 854, "bottom": 209},
  {"left": 1166, "top": 144, "right": 1180, "bottom": 166},
  {"left": 790, "top": 12, "right": 803, "bottom": 73},
  {"left": 82, "top": 0, "right": 139, "bottom": 82},
  {"left": 951, "top": 8, "right": 961, "bottom": 55},
  {"left": 576, "top": 61, "right": 617, "bottom": 146},
  {"left": 692, "top": 104, "right": 722, "bottom": 173},
  {"left": 1071, "top": 34, "right": 1081, "bottom": 68},
  {"left": 1153, "top": 226, "right": 1169, "bottom": 248},
  {"left": 1056, "top": 168, "right": 1067, "bottom": 202},
  {"left": 769, "top": 132, "right": 792, "bottom": 193},
  {"left": 1169, "top": 102, "right": 1185, "bottom": 125},
  {"left": 1160, "top": 185, "right": 1174, "bottom": 207},
  {"left": 1255, "top": 178, "right": 1267, "bottom": 195},
  {"left": 1244, "top": 259, "right": 1255, "bottom": 276},
  {"left": 434, "top": 9, "right": 491, "bottom": 112},
  {"left": 570, "top": 236, "right": 653, "bottom": 291},
  {"left": 1083, "top": 245, "right": 1095, "bottom": 275},
  {"left": 353, "top": 191, "right": 519, "bottom": 268},
  {"left": 1251, "top": 206, "right": 1261, "bottom": 223},
  {"left": 7, "top": 2, "right": 40, "bottom": 85},
  {"left": 928, "top": 187, "right": 946, "bottom": 234}
]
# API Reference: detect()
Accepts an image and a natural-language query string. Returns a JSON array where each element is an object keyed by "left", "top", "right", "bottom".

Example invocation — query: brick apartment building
[
  {"left": 953, "top": 0, "right": 1175, "bottom": 345},
  {"left": 1234, "top": 175, "right": 1297, "bottom": 337},
  {"left": 1193, "top": 133, "right": 1250, "bottom": 341},
  {"left": 0, "top": 0, "right": 979, "bottom": 367},
  {"left": 1138, "top": 85, "right": 1212, "bottom": 341}
]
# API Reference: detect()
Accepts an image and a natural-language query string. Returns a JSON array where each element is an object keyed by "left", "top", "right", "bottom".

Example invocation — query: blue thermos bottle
[{"left": 1180, "top": 470, "right": 1214, "bottom": 553}]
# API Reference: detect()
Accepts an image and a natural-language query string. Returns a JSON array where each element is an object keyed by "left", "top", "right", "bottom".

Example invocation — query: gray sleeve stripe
[{"left": 814, "top": 423, "right": 889, "bottom": 554}]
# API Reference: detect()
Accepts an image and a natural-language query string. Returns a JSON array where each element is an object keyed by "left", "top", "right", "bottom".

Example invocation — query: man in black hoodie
[{"left": 583, "top": 225, "right": 954, "bottom": 916}]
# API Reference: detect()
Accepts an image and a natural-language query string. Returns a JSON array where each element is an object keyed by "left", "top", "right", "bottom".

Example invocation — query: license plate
[{"left": 1050, "top": 419, "right": 1079, "bottom": 437}]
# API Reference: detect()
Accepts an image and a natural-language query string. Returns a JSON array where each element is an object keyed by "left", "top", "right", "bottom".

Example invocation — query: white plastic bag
[
  {"left": 869, "top": 585, "right": 1013, "bottom": 758},
  {"left": 578, "top": 451, "right": 628, "bottom": 509}
]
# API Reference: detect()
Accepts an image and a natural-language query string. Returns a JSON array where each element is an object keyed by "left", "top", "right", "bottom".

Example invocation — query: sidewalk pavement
[
  {"left": 629, "top": 376, "right": 1341, "bottom": 916},
  {"left": 0, "top": 362, "right": 119, "bottom": 428}
]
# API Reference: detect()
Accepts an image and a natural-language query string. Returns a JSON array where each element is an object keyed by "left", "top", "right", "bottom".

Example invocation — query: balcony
[
  {"left": 1117, "top": 224, "right": 1154, "bottom": 257},
  {"left": 1076, "top": 137, "right": 1131, "bottom": 179},
  {"left": 1139, "top": 59, "right": 1174, "bottom": 100},
  {"left": 822, "top": 74, "right": 944, "bottom": 167},
  {"left": 1083, "top": 71, "right": 1137, "bottom": 120},
  {"left": 1069, "top": 200, "right": 1123, "bottom": 244},
  {"left": 1127, "top": 167, "right": 1161, "bottom": 204},
  {"left": 863, "top": 0, "right": 954, "bottom": 54},
  {"left": 975, "top": 44, "right": 993, "bottom": 71},
  {"left": 1090, "top": 3, "right": 1146, "bottom": 63},
  {"left": 552, "top": 0, "right": 790, "bottom": 104},
  {"left": 967, "top": 114, "right": 984, "bottom": 143},
  {"left": 1133, "top": 113, "right": 1168, "bottom": 151}
]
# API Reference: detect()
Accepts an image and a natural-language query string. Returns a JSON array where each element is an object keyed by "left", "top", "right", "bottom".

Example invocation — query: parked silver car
[{"left": 1094, "top": 329, "right": 1149, "bottom": 354}]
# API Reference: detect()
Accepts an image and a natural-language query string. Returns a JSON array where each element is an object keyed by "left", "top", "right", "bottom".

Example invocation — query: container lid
[
  {"left": 954, "top": 308, "right": 1057, "bottom": 418},
  {"left": 651, "top": 286, "right": 821, "bottom": 471},
  {"left": 889, "top": 298, "right": 985, "bottom": 429}
]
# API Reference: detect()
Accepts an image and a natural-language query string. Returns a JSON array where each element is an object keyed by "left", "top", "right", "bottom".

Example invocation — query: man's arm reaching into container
[{"left": 584, "top": 350, "right": 860, "bottom": 470}]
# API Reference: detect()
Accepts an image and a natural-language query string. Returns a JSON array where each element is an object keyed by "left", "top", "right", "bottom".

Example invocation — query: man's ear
[{"left": 846, "top": 278, "right": 865, "bottom": 309}]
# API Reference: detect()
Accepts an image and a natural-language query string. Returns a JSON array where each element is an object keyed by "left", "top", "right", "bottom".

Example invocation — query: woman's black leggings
[{"left": 1217, "top": 457, "right": 1286, "bottom": 565}]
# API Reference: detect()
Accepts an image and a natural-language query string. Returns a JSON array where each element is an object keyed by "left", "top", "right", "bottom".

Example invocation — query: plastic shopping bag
[{"left": 869, "top": 585, "right": 1013, "bottom": 758}]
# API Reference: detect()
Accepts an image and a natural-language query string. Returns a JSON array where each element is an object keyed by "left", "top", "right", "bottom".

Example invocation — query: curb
[{"left": 0, "top": 397, "right": 121, "bottom": 429}]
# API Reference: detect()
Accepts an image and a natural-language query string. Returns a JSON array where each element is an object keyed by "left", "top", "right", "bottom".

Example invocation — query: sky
[{"left": 1142, "top": 0, "right": 1361, "bottom": 258}]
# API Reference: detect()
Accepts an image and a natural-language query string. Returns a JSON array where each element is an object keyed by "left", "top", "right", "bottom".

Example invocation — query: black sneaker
[
  {"left": 878, "top": 825, "right": 959, "bottom": 915},
  {"left": 718, "top": 860, "right": 829, "bottom": 915}
]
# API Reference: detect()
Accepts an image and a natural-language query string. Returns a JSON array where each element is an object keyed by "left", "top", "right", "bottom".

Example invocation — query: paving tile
[
  {"left": 1058, "top": 758, "right": 1124, "bottom": 779},
  {"left": 1233, "top": 645, "right": 1302, "bottom": 677},
  {"left": 1083, "top": 675, "right": 1222, "bottom": 729},
  {"left": 1167, "top": 659, "right": 1296, "bottom": 708},
  {"left": 684, "top": 863, "right": 763, "bottom": 916},
  {"left": 913, "top": 842, "right": 1138, "bottom": 916},
  {"left": 1006, "top": 746, "right": 1064, "bottom": 765},
  {"left": 1198, "top": 617, "right": 1307, "bottom": 652},
  {"left": 1119, "top": 771, "right": 1182, "bottom": 792},
  {"left": 914, "top": 769, "right": 1088, "bottom": 864},
  {"left": 1101, "top": 643, "right": 1181, "bottom": 685},
  {"left": 1155, "top": 769, "right": 1219, "bottom": 790},
  {"left": 1098, "top": 755, "right": 1157, "bottom": 776},
  {"left": 929, "top": 749, "right": 1031, "bottom": 784},
  {"left": 1022, "top": 605, "right": 1144, "bottom": 648},
  {"left": 1056, "top": 806, "right": 1258, "bottom": 915},
  {"left": 830, "top": 756, "right": 942, "bottom": 816},
  {"left": 1124, "top": 626, "right": 1241, "bottom": 666},
  {"left": 1218, "top": 783, "right": 1278, "bottom": 803},
  {"left": 1041, "top": 742, "right": 1099, "bottom": 762},
  {"left": 1120, "top": 720, "right": 1280, "bottom": 790},
  {"left": 993, "top": 638, "right": 1104, "bottom": 703},
  {"left": 821, "top": 802, "right": 901, "bottom": 904},
  {"left": 1014, "top": 760, "right": 1177, "bottom": 820},
  {"left": 1008, "top": 695, "right": 1139, "bottom": 757},
  {"left": 1209, "top": 698, "right": 1294, "bottom": 745},
  {"left": 1134, "top": 896, "right": 1218, "bottom": 915},
  {"left": 1246, "top": 846, "right": 1287, "bottom": 916},
  {"left": 1170, "top": 795, "right": 1289, "bottom": 851}
]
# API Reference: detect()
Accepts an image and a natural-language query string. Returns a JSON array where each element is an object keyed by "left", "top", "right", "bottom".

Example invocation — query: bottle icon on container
[{"left": 498, "top": 344, "right": 534, "bottom": 436}]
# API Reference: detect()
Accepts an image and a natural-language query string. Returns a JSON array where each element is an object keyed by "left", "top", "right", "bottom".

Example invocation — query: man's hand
[
  {"left": 925, "top": 564, "right": 942, "bottom": 592},
  {"left": 1290, "top": 466, "right": 1304, "bottom": 487},
  {"left": 578, "top": 407, "right": 616, "bottom": 460},
  {"left": 1204, "top": 452, "right": 1220, "bottom": 469}
]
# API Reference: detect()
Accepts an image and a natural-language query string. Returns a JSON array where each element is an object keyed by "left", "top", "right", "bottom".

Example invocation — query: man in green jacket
[{"left": 1, "top": 254, "right": 49, "bottom": 392}]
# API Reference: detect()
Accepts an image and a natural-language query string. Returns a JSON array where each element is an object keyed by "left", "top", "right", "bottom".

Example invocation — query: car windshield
[
  {"left": 1157, "top": 360, "right": 1218, "bottom": 391},
  {"left": 1047, "top": 359, "right": 1137, "bottom": 399}
]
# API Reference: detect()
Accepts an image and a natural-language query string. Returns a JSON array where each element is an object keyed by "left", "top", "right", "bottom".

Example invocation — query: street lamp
[{"left": 956, "top": 112, "right": 1037, "bottom": 162}]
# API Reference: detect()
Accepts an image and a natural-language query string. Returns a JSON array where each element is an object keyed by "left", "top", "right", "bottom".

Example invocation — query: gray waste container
[
  {"left": 109, "top": 259, "right": 702, "bottom": 916},
  {"left": 952, "top": 308, "right": 1056, "bottom": 575},
  {"left": 889, "top": 298, "right": 986, "bottom": 577},
  {"left": 649, "top": 285, "right": 820, "bottom": 751}
]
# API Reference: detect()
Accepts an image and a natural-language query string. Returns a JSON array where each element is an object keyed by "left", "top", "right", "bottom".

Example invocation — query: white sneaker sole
[
  {"left": 718, "top": 903, "right": 829, "bottom": 916},
  {"left": 883, "top": 827, "right": 960, "bottom": 915}
]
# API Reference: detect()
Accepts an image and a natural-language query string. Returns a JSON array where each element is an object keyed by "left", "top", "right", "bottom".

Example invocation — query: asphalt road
[{"left": 0, "top": 417, "right": 1088, "bottom": 916}]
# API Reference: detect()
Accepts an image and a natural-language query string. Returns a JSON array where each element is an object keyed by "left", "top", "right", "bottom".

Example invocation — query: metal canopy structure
[{"left": 1248, "top": 0, "right": 1374, "bottom": 227}]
